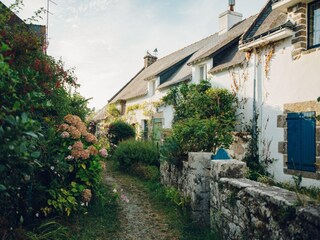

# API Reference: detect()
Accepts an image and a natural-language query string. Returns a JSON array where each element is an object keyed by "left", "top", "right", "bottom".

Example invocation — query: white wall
[{"left": 209, "top": 39, "right": 320, "bottom": 187}]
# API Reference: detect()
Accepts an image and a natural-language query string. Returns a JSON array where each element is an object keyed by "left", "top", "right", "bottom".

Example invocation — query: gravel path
[{"left": 105, "top": 172, "right": 179, "bottom": 240}]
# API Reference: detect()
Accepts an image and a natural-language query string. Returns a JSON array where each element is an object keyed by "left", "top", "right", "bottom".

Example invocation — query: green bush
[
  {"left": 173, "top": 118, "right": 233, "bottom": 153},
  {"left": 160, "top": 135, "right": 186, "bottom": 167},
  {"left": 161, "top": 81, "right": 237, "bottom": 166},
  {"left": 107, "top": 121, "right": 136, "bottom": 152},
  {"left": 112, "top": 140, "right": 159, "bottom": 171}
]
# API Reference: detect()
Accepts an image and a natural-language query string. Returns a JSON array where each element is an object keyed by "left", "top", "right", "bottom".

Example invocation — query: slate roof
[
  {"left": 209, "top": 41, "right": 245, "bottom": 74},
  {"left": 109, "top": 34, "right": 216, "bottom": 103},
  {"left": 108, "top": 0, "right": 292, "bottom": 105},
  {"left": 189, "top": 16, "right": 256, "bottom": 66}
]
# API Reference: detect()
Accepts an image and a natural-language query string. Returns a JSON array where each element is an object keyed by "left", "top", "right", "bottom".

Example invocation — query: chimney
[
  {"left": 219, "top": 0, "right": 243, "bottom": 35},
  {"left": 144, "top": 51, "right": 157, "bottom": 68}
]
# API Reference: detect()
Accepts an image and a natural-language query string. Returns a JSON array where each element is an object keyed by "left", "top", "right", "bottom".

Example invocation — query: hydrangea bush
[{"left": 46, "top": 114, "right": 107, "bottom": 216}]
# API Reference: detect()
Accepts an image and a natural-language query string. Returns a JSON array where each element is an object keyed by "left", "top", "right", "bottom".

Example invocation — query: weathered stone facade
[
  {"left": 288, "top": 2, "right": 307, "bottom": 60},
  {"left": 160, "top": 154, "right": 320, "bottom": 239}
]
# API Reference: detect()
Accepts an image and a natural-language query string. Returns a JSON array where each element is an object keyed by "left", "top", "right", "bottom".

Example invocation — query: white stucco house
[{"left": 103, "top": 0, "right": 320, "bottom": 187}]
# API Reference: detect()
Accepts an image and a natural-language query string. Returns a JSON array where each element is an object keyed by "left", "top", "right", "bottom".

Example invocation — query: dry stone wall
[{"left": 160, "top": 154, "right": 320, "bottom": 239}]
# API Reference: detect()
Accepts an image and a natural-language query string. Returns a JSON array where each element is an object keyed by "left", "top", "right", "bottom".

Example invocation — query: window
[
  {"left": 287, "top": 112, "right": 316, "bottom": 172},
  {"left": 199, "top": 65, "right": 207, "bottom": 81},
  {"left": 308, "top": 0, "right": 320, "bottom": 48}
]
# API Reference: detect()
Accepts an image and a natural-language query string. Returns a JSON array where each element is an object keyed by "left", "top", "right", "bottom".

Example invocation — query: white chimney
[{"left": 219, "top": 0, "right": 242, "bottom": 35}]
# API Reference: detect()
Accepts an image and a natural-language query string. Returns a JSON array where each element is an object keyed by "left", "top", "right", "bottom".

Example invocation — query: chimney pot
[{"left": 144, "top": 51, "right": 157, "bottom": 68}]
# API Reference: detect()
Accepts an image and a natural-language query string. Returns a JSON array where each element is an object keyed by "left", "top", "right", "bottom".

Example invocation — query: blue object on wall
[
  {"left": 212, "top": 148, "right": 231, "bottom": 160},
  {"left": 287, "top": 111, "right": 316, "bottom": 172}
]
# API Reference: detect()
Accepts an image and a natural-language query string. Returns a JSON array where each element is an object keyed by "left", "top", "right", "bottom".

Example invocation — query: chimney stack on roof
[
  {"left": 144, "top": 51, "right": 157, "bottom": 68},
  {"left": 219, "top": 0, "right": 242, "bottom": 35}
]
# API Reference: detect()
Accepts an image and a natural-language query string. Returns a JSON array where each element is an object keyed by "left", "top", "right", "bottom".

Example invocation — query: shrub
[
  {"left": 160, "top": 135, "right": 186, "bottom": 167},
  {"left": 161, "top": 81, "right": 237, "bottom": 166},
  {"left": 107, "top": 121, "right": 136, "bottom": 152},
  {"left": 173, "top": 118, "right": 233, "bottom": 153},
  {"left": 112, "top": 140, "right": 159, "bottom": 171}
]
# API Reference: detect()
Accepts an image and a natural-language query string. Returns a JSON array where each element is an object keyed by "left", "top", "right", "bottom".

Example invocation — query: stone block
[
  {"left": 292, "top": 36, "right": 307, "bottom": 44},
  {"left": 317, "top": 143, "right": 320, "bottom": 157},
  {"left": 283, "top": 154, "right": 288, "bottom": 167},
  {"left": 211, "top": 160, "right": 247, "bottom": 181},
  {"left": 294, "top": 25, "right": 306, "bottom": 32},
  {"left": 317, "top": 128, "right": 320, "bottom": 142},
  {"left": 278, "top": 142, "right": 287, "bottom": 154},
  {"left": 284, "top": 128, "right": 288, "bottom": 141},
  {"left": 277, "top": 115, "right": 287, "bottom": 128},
  {"left": 295, "top": 30, "right": 306, "bottom": 38},
  {"left": 188, "top": 152, "right": 212, "bottom": 170}
]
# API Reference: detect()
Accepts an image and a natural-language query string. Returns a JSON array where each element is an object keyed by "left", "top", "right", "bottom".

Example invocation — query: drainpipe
[{"left": 252, "top": 50, "right": 257, "bottom": 155}]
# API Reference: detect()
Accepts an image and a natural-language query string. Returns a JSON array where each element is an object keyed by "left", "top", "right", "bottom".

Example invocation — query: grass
[
  {"left": 25, "top": 184, "right": 120, "bottom": 240},
  {"left": 67, "top": 184, "right": 120, "bottom": 240}
]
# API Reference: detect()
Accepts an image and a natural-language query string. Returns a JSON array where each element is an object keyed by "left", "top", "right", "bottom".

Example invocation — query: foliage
[
  {"left": 163, "top": 80, "right": 236, "bottom": 123},
  {"left": 107, "top": 103, "right": 120, "bottom": 118},
  {"left": 243, "top": 117, "right": 269, "bottom": 180},
  {"left": 0, "top": 113, "right": 42, "bottom": 228},
  {"left": 160, "top": 135, "right": 186, "bottom": 166},
  {"left": 173, "top": 118, "right": 233, "bottom": 153},
  {"left": 112, "top": 139, "right": 159, "bottom": 171},
  {"left": 26, "top": 221, "right": 69, "bottom": 240},
  {"left": 0, "top": 2, "right": 96, "bottom": 235},
  {"left": 68, "top": 184, "right": 120, "bottom": 240},
  {"left": 107, "top": 120, "right": 136, "bottom": 152},
  {"left": 161, "top": 80, "right": 237, "bottom": 166}
]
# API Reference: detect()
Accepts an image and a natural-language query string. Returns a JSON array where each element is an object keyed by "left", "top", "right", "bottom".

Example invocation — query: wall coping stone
[{"left": 211, "top": 160, "right": 247, "bottom": 180}]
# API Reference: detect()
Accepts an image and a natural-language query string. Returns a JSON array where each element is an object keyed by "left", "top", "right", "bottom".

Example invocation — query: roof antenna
[
  {"left": 229, "top": 0, "right": 235, "bottom": 11},
  {"left": 46, "top": 0, "right": 57, "bottom": 53},
  {"left": 153, "top": 48, "right": 158, "bottom": 57}
]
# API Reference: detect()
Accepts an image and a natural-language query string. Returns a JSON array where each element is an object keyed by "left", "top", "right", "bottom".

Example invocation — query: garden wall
[{"left": 160, "top": 154, "right": 320, "bottom": 239}]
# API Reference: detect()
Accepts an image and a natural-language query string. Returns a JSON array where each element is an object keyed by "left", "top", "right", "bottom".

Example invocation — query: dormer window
[
  {"left": 308, "top": 0, "right": 320, "bottom": 49},
  {"left": 199, "top": 65, "right": 207, "bottom": 80}
]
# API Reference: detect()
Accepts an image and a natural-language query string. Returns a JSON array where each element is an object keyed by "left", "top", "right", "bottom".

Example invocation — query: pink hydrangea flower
[
  {"left": 60, "top": 131, "right": 70, "bottom": 138},
  {"left": 99, "top": 148, "right": 108, "bottom": 158}
]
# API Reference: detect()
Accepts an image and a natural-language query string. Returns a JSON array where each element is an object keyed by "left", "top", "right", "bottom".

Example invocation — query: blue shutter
[{"left": 287, "top": 112, "right": 316, "bottom": 172}]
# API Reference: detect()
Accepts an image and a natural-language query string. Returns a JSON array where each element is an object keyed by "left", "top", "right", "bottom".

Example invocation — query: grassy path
[{"left": 105, "top": 170, "right": 179, "bottom": 240}]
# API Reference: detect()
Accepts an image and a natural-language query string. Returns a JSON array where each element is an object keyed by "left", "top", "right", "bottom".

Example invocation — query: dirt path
[{"left": 105, "top": 172, "right": 179, "bottom": 240}]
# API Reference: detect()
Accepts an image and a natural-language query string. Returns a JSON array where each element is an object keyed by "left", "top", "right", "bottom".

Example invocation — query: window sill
[
  {"left": 284, "top": 168, "right": 320, "bottom": 180},
  {"left": 302, "top": 46, "right": 320, "bottom": 55}
]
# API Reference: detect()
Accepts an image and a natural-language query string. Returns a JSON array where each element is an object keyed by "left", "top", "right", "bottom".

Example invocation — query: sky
[{"left": 1, "top": 0, "right": 267, "bottom": 111}]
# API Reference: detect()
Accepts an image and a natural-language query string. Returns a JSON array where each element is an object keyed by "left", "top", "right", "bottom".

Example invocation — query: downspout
[
  {"left": 253, "top": 50, "right": 257, "bottom": 139},
  {"left": 252, "top": 50, "right": 258, "bottom": 159}
]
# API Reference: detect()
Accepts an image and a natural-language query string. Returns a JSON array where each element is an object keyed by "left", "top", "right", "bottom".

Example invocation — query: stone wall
[
  {"left": 160, "top": 152, "right": 212, "bottom": 226},
  {"left": 211, "top": 160, "right": 320, "bottom": 240},
  {"left": 160, "top": 155, "right": 320, "bottom": 239}
]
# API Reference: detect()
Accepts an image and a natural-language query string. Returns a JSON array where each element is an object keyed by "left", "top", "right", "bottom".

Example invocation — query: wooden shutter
[{"left": 287, "top": 112, "right": 316, "bottom": 172}]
